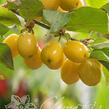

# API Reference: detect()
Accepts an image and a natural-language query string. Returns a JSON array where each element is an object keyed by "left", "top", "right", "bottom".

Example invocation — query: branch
[{"left": 33, "top": 20, "right": 50, "bottom": 30}]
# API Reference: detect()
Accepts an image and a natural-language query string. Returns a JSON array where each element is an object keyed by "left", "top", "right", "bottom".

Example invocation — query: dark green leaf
[
  {"left": 19, "top": 0, "right": 44, "bottom": 21},
  {"left": 0, "top": 43, "right": 14, "bottom": 70},
  {"left": 86, "top": 0, "right": 107, "bottom": 8},
  {"left": 101, "top": 47, "right": 109, "bottom": 56},
  {"left": 43, "top": 10, "right": 70, "bottom": 33},
  {"left": 102, "top": 2, "right": 109, "bottom": 13},
  {"left": 0, "top": 6, "right": 20, "bottom": 26},
  {"left": 66, "top": 7, "right": 108, "bottom": 34},
  {"left": 99, "top": 60, "right": 109, "bottom": 71},
  {"left": 0, "top": 23, "right": 9, "bottom": 35}
]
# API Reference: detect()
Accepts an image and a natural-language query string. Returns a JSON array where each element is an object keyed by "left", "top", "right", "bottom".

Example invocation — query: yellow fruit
[
  {"left": 41, "top": 40, "right": 64, "bottom": 69},
  {"left": 3, "top": 34, "right": 19, "bottom": 57},
  {"left": 78, "top": 59, "right": 102, "bottom": 86},
  {"left": 18, "top": 31, "right": 38, "bottom": 58},
  {"left": 60, "top": 0, "right": 82, "bottom": 11},
  {"left": 61, "top": 59, "right": 79, "bottom": 84},
  {"left": 57, "top": 7, "right": 68, "bottom": 13},
  {"left": 40, "top": 0, "right": 60, "bottom": 10},
  {"left": 63, "top": 40, "right": 89, "bottom": 63},
  {"left": 24, "top": 47, "right": 43, "bottom": 70}
]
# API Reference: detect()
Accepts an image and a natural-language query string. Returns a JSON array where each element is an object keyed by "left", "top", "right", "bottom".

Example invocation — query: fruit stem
[{"left": 33, "top": 20, "right": 50, "bottom": 30}]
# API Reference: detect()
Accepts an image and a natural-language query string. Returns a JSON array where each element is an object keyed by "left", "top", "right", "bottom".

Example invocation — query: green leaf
[
  {"left": 43, "top": 10, "right": 70, "bottom": 33},
  {"left": 90, "top": 32, "right": 107, "bottom": 45},
  {"left": 0, "top": 6, "right": 20, "bottom": 26},
  {"left": 92, "top": 41, "right": 109, "bottom": 49},
  {"left": 19, "top": 0, "right": 44, "bottom": 21},
  {"left": 90, "top": 49, "right": 109, "bottom": 71},
  {"left": 0, "top": 43, "right": 14, "bottom": 70},
  {"left": 101, "top": 47, "right": 109, "bottom": 56},
  {"left": 103, "top": 66, "right": 109, "bottom": 85},
  {"left": 85, "top": 0, "right": 107, "bottom": 8},
  {"left": 0, "top": 23, "right": 9, "bottom": 35},
  {"left": 90, "top": 50, "right": 109, "bottom": 62},
  {"left": 90, "top": 49, "right": 109, "bottom": 81},
  {"left": 66, "top": 7, "right": 108, "bottom": 34},
  {"left": 7, "top": 1, "right": 20, "bottom": 10},
  {"left": 0, "top": 0, "right": 7, "bottom": 5},
  {"left": 99, "top": 60, "right": 109, "bottom": 71},
  {"left": 102, "top": 2, "right": 109, "bottom": 13}
]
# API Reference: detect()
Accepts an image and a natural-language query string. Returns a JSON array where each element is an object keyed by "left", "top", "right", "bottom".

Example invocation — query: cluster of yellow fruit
[
  {"left": 62, "top": 41, "right": 102, "bottom": 86},
  {"left": 30, "top": 0, "right": 82, "bottom": 23},
  {"left": 40, "top": 0, "right": 82, "bottom": 12},
  {"left": 3, "top": 32, "right": 43, "bottom": 70},
  {"left": 3, "top": 32, "right": 102, "bottom": 86}
]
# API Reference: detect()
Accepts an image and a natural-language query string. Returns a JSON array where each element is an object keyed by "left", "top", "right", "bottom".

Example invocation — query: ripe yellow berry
[
  {"left": 61, "top": 59, "right": 79, "bottom": 84},
  {"left": 78, "top": 59, "right": 102, "bottom": 86},
  {"left": 57, "top": 7, "right": 68, "bottom": 13},
  {"left": 24, "top": 47, "right": 43, "bottom": 70},
  {"left": 63, "top": 40, "right": 89, "bottom": 63},
  {"left": 18, "top": 31, "right": 38, "bottom": 58},
  {"left": 60, "top": 0, "right": 82, "bottom": 11},
  {"left": 3, "top": 34, "right": 19, "bottom": 57},
  {"left": 41, "top": 40, "right": 64, "bottom": 70},
  {"left": 40, "top": 0, "right": 60, "bottom": 10}
]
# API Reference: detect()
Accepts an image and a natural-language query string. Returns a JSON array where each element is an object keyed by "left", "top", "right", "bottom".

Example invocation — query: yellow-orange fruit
[
  {"left": 63, "top": 40, "right": 89, "bottom": 63},
  {"left": 3, "top": 34, "right": 19, "bottom": 57},
  {"left": 78, "top": 59, "right": 102, "bottom": 86},
  {"left": 41, "top": 40, "right": 64, "bottom": 69},
  {"left": 60, "top": 0, "right": 82, "bottom": 11},
  {"left": 40, "top": 0, "right": 60, "bottom": 10},
  {"left": 24, "top": 48, "right": 43, "bottom": 70},
  {"left": 18, "top": 31, "right": 38, "bottom": 58},
  {"left": 61, "top": 59, "right": 79, "bottom": 84}
]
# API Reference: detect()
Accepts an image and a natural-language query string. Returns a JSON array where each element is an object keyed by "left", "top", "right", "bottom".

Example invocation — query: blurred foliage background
[{"left": 0, "top": 0, "right": 109, "bottom": 109}]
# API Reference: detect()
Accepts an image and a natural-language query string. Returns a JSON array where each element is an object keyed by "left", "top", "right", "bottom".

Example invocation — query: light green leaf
[
  {"left": 0, "top": 6, "right": 20, "bottom": 26},
  {"left": 90, "top": 49, "right": 109, "bottom": 71},
  {"left": 102, "top": 2, "right": 109, "bottom": 13},
  {"left": 66, "top": 7, "right": 108, "bottom": 34},
  {"left": 0, "top": 23, "right": 9, "bottom": 35},
  {"left": 86, "top": 0, "right": 107, "bottom": 8},
  {"left": 0, "top": 43, "right": 14, "bottom": 70},
  {"left": 0, "top": 0, "right": 7, "bottom": 5},
  {"left": 43, "top": 10, "right": 70, "bottom": 33},
  {"left": 92, "top": 41, "right": 109, "bottom": 49},
  {"left": 103, "top": 66, "right": 109, "bottom": 85},
  {"left": 90, "top": 49, "right": 109, "bottom": 81},
  {"left": 90, "top": 50, "right": 109, "bottom": 62},
  {"left": 19, "top": 0, "right": 44, "bottom": 21}
]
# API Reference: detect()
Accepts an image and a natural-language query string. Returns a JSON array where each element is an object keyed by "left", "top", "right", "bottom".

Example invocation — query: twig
[{"left": 33, "top": 20, "right": 50, "bottom": 30}]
